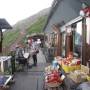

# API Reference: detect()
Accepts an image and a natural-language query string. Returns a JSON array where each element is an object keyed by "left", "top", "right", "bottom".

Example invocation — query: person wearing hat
[{"left": 15, "top": 44, "right": 27, "bottom": 68}]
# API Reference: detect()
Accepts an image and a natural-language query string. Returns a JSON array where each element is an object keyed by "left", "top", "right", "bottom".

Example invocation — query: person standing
[{"left": 31, "top": 40, "right": 38, "bottom": 66}]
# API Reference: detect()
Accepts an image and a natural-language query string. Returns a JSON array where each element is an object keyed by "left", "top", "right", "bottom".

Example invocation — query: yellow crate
[
  {"left": 75, "top": 65, "right": 81, "bottom": 70},
  {"left": 69, "top": 65, "right": 81, "bottom": 71},
  {"left": 69, "top": 65, "right": 76, "bottom": 71},
  {"left": 62, "top": 64, "right": 81, "bottom": 73},
  {"left": 62, "top": 65, "right": 70, "bottom": 73}
]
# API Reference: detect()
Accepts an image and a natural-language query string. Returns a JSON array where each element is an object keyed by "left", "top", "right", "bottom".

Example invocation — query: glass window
[
  {"left": 50, "top": 32, "right": 58, "bottom": 47},
  {"left": 86, "top": 17, "right": 90, "bottom": 44},
  {"left": 61, "top": 32, "right": 66, "bottom": 57},
  {"left": 73, "top": 21, "right": 82, "bottom": 58},
  {"left": 51, "top": 32, "right": 55, "bottom": 47}
]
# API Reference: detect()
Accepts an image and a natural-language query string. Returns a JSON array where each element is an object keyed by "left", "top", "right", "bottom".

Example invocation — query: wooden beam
[
  {"left": 52, "top": 25, "right": 61, "bottom": 56},
  {"left": 0, "top": 29, "right": 3, "bottom": 53},
  {"left": 82, "top": 18, "right": 87, "bottom": 65}
]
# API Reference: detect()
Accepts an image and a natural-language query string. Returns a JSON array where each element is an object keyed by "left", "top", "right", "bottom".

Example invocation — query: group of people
[{"left": 15, "top": 38, "right": 41, "bottom": 67}]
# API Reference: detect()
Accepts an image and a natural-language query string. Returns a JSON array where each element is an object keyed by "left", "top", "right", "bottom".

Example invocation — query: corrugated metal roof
[{"left": 0, "top": 19, "right": 12, "bottom": 29}]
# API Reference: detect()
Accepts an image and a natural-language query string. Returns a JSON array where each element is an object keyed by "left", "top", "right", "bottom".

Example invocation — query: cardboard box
[
  {"left": 81, "top": 65, "right": 89, "bottom": 74},
  {"left": 68, "top": 71, "right": 87, "bottom": 83}
]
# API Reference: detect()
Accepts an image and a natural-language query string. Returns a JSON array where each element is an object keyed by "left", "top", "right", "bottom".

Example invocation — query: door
[{"left": 65, "top": 26, "right": 73, "bottom": 57}]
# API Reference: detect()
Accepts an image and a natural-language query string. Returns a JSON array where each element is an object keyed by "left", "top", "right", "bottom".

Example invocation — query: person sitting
[{"left": 15, "top": 44, "right": 27, "bottom": 69}]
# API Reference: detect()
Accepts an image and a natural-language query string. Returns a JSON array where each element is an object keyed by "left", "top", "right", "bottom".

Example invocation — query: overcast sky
[{"left": 0, "top": 0, "right": 53, "bottom": 25}]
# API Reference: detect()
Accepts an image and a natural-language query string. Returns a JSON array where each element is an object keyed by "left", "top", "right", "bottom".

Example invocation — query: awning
[{"left": 0, "top": 19, "right": 12, "bottom": 29}]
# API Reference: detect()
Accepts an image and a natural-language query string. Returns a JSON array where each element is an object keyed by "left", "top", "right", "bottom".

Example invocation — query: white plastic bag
[{"left": 23, "top": 53, "right": 29, "bottom": 58}]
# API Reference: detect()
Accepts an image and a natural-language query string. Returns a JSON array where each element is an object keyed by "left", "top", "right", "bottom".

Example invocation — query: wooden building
[
  {"left": 0, "top": 19, "right": 12, "bottom": 53},
  {"left": 43, "top": 0, "right": 90, "bottom": 65}
]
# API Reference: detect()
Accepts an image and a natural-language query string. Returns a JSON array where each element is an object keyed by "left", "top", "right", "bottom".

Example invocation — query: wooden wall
[{"left": 52, "top": 25, "right": 62, "bottom": 56}]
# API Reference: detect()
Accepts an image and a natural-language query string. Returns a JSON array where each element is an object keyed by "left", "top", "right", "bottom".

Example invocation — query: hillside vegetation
[
  {"left": 2, "top": 15, "right": 47, "bottom": 54},
  {"left": 3, "top": 29, "right": 20, "bottom": 47},
  {"left": 27, "top": 15, "right": 47, "bottom": 34},
  {"left": 2, "top": 8, "right": 50, "bottom": 54}
]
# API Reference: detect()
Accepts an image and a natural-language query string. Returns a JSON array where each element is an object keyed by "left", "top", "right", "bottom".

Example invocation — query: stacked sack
[
  {"left": 45, "top": 70, "right": 62, "bottom": 83},
  {"left": 45, "top": 60, "right": 65, "bottom": 84}
]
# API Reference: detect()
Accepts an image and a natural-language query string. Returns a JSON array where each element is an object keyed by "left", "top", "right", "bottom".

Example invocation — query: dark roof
[
  {"left": 43, "top": 0, "right": 90, "bottom": 31},
  {"left": 0, "top": 19, "right": 12, "bottom": 29},
  {"left": 80, "top": 0, "right": 90, "bottom": 7},
  {"left": 43, "top": 0, "right": 61, "bottom": 31}
]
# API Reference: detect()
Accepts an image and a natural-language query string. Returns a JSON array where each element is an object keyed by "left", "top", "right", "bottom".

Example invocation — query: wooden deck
[
  {"left": 10, "top": 50, "right": 46, "bottom": 90},
  {"left": 9, "top": 50, "right": 81, "bottom": 90}
]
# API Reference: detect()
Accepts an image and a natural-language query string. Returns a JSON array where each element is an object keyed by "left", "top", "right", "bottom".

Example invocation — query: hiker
[{"left": 31, "top": 40, "right": 39, "bottom": 66}]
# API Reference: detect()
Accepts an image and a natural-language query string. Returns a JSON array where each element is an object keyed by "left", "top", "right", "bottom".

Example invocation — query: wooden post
[
  {"left": 57, "top": 29, "right": 61, "bottom": 56},
  {"left": 65, "top": 34, "right": 73, "bottom": 57},
  {"left": 82, "top": 18, "right": 87, "bottom": 65},
  {"left": 0, "top": 29, "right": 3, "bottom": 53},
  {"left": 53, "top": 25, "right": 61, "bottom": 56}
]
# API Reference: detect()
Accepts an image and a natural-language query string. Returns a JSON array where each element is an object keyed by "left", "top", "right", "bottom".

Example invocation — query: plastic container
[{"left": 62, "top": 64, "right": 70, "bottom": 73}]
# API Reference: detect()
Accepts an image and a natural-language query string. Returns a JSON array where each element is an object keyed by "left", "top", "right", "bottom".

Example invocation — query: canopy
[{"left": 0, "top": 19, "right": 12, "bottom": 29}]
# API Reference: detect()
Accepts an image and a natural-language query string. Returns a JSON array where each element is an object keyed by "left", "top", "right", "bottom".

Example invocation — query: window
[
  {"left": 73, "top": 21, "right": 82, "bottom": 58},
  {"left": 50, "top": 32, "right": 57, "bottom": 47},
  {"left": 61, "top": 32, "right": 66, "bottom": 57},
  {"left": 86, "top": 17, "right": 90, "bottom": 44}
]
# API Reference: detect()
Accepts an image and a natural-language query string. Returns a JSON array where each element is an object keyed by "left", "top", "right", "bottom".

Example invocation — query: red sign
[{"left": 82, "top": 7, "right": 90, "bottom": 17}]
